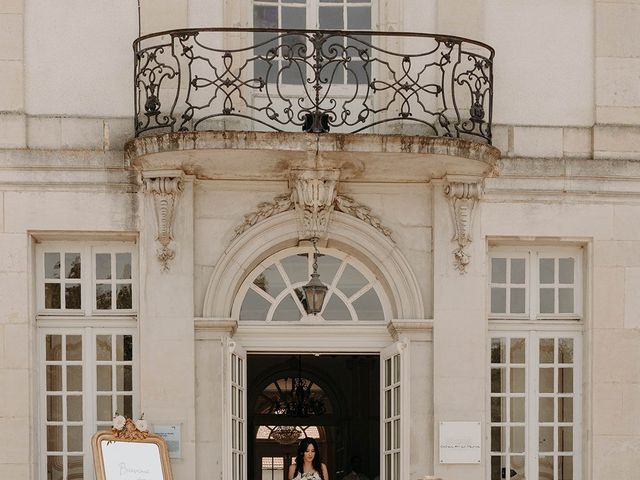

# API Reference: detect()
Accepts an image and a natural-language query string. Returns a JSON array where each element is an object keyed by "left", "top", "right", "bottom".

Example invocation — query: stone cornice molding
[
  {"left": 194, "top": 318, "right": 238, "bottom": 340},
  {"left": 444, "top": 180, "right": 483, "bottom": 273},
  {"left": 142, "top": 170, "right": 184, "bottom": 272},
  {"left": 231, "top": 323, "right": 395, "bottom": 350},
  {"left": 233, "top": 168, "right": 392, "bottom": 240},
  {"left": 290, "top": 169, "right": 339, "bottom": 240},
  {"left": 387, "top": 320, "right": 434, "bottom": 342}
]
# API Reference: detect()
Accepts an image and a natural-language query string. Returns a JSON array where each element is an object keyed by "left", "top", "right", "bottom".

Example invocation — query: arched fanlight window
[{"left": 236, "top": 247, "right": 388, "bottom": 322}]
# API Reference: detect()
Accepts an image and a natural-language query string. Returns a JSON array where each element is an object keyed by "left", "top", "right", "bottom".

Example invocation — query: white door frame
[
  {"left": 225, "top": 338, "right": 248, "bottom": 480},
  {"left": 226, "top": 325, "right": 410, "bottom": 480},
  {"left": 380, "top": 340, "right": 410, "bottom": 480},
  {"left": 232, "top": 322, "right": 395, "bottom": 352}
]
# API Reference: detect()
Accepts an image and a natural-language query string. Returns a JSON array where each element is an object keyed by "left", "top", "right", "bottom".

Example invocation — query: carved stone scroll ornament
[
  {"left": 143, "top": 174, "right": 184, "bottom": 272},
  {"left": 233, "top": 193, "right": 294, "bottom": 238},
  {"left": 444, "top": 181, "right": 482, "bottom": 273},
  {"left": 290, "top": 169, "right": 339, "bottom": 240},
  {"left": 233, "top": 171, "right": 392, "bottom": 240},
  {"left": 334, "top": 195, "right": 392, "bottom": 238}
]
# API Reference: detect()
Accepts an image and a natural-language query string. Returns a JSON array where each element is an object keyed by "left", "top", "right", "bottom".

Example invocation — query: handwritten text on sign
[
  {"left": 439, "top": 421, "right": 482, "bottom": 464},
  {"left": 101, "top": 440, "right": 164, "bottom": 480}
]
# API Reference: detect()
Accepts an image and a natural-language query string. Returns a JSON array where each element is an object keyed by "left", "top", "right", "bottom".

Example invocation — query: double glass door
[{"left": 229, "top": 342, "right": 407, "bottom": 480}]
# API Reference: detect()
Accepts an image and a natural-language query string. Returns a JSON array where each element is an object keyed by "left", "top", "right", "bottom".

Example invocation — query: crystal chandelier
[
  {"left": 271, "top": 426, "right": 301, "bottom": 445},
  {"left": 270, "top": 356, "right": 326, "bottom": 418}
]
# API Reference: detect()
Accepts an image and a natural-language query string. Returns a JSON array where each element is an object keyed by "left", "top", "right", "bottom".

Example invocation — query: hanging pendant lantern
[{"left": 302, "top": 237, "right": 328, "bottom": 315}]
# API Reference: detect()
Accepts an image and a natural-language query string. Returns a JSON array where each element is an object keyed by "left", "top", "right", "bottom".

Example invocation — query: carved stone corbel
[
  {"left": 143, "top": 172, "right": 184, "bottom": 272},
  {"left": 444, "top": 181, "right": 482, "bottom": 273},
  {"left": 290, "top": 169, "right": 339, "bottom": 240}
]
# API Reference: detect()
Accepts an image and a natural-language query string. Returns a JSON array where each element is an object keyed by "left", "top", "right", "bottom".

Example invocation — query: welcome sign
[
  {"left": 92, "top": 418, "right": 173, "bottom": 480},
  {"left": 101, "top": 441, "right": 164, "bottom": 480}
]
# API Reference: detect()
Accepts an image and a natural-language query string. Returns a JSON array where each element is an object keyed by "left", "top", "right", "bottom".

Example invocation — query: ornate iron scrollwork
[{"left": 133, "top": 28, "right": 494, "bottom": 143}]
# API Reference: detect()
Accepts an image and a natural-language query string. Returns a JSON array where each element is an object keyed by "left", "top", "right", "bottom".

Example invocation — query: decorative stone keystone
[
  {"left": 290, "top": 169, "right": 340, "bottom": 240},
  {"left": 234, "top": 169, "right": 393, "bottom": 241},
  {"left": 444, "top": 181, "right": 482, "bottom": 273},
  {"left": 142, "top": 171, "right": 184, "bottom": 272}
]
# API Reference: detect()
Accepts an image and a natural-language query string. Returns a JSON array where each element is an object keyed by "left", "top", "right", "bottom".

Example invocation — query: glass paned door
[
  {"left": 381, "top": 341, "right": 406, "bottom": 480},
  {"left": 489, "top": 336, "right": 527, "bottom": 480},
  {"left": 488, "top": 332, "right": 581, "bottom": 480},
  {"left": 43, "top": 332, "right": 84, "bottom": 480},
  {"left": 536, "top": 335, "right": 580, "bottom": 480},
  {"left": 229, "top": 339, "right": 247, "bottom": 480},
  {"left": 40, "top": 328, "right": 137, "bottom": 480}
]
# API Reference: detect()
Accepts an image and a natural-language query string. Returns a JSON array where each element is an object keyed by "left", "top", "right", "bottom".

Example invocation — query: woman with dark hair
[{"left": 288, "top": 437, "right": 329, "bottom": 480}]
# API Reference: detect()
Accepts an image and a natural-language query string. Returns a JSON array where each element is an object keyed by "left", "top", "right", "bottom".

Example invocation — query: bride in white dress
[{"left": 288, "top": 438, "right": 329, "bottom": 480}]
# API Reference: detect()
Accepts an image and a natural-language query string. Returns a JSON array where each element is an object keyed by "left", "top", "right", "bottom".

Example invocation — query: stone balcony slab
[{"left": 125, "top": 130, "right": 500, "bottom": 183}]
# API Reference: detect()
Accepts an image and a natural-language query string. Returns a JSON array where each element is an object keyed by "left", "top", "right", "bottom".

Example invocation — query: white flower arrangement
[
  {"left": 112, "top": 414, "right": 126, "bottom": 431},
  {"left": 112, "top": 413, "right": 148, "bottom": 435},
  {"left": 134, "top": 418, "right": 149, "bottom": 432}
]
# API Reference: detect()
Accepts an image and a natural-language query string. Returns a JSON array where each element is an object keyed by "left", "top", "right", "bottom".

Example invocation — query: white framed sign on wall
[{"left": 439, "top": 421, "right": 482, "bottom": 464}]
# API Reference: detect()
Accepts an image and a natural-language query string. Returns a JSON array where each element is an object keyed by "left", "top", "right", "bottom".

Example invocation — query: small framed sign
[
  {"left": 439, "top": 421, "right": 482, "bottom": 464},
  {"left": 92, "top": 417, "right": 173, "bottom": 480},
  {"left": 153, "top": 424, "right": 182, "bottom": 459}
]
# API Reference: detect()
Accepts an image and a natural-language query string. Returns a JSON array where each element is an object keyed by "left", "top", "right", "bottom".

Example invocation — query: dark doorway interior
[{"left": 248, "top": 354, "right": 380, "bottom": 480}]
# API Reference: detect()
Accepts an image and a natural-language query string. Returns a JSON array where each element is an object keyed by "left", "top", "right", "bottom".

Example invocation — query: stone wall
[{"left": 0, "top": 1, "right": 639, "bottom": 479}]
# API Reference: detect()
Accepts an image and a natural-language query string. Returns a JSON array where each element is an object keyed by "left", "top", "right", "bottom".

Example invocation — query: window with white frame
[
  {"left": 253, "top": 0, "right": 373, "bottom": 85},
  {"left": 489, "top": 247, "right": 583, "bottom": 321},
  {"left": 261, "top": 456, "right": 285, "bottom": 480},
  {"left": 36, "top": 241, "right": 138, "bottom": 480},
  {"left": 253, "top": 0, "right": 373, "bottom": 38},
  {"left": 235, "top": 247, "right": 388, "bottom": 322},
  {"left": 487, "top": 246, "right": 583, "bottom": 480},
  {"left": 39, "top": 243, "right": 136, "bottom": 315}
]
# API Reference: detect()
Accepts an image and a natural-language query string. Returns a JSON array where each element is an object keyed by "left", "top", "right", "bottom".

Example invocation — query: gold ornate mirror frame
[{"left": 91, "top": 417, "right": 173, "bottom": 480}]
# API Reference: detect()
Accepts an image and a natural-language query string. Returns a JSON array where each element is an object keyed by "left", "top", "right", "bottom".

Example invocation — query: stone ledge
[
  {"left": 0, "top": 113, "right": 25, "bottom": 148},
  {"left": 125, "top": 130, "right": 501, "bottom": 183},
  {"left": 485, "top": 156, "right": 640, "bottom": 197},
  {"left": 594, "top": 124, "right": 640, "bottom": 160},
  {"left": 24, "top": 115, "right": 133, "bottom": 151}
]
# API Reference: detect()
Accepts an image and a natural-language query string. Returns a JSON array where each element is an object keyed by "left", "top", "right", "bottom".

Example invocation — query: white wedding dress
[{"left": 293, "top": 471, "right": 323, "bottom": 480}]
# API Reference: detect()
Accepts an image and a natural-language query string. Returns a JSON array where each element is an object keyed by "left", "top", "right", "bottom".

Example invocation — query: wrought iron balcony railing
[{"left": 134, "top": 28, "right": 494, "bottom": 143}]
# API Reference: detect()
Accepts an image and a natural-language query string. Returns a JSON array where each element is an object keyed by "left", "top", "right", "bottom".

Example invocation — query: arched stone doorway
[{"left": 197, "top": 208, "right": 425, "bottom": 480}]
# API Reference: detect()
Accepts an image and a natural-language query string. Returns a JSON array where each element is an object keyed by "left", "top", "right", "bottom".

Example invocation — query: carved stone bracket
[
  {"left": 444, "top": 180, "right": 482, "bottom": 273},
  {"left": 290, "top": 169, "right": 339, "bottom": 240},
  {"left": 143, "top": 172, "right": 184, "bottom": 272},
  {"left": 233, "top": 169, "right": 392, "bottom": 240}
]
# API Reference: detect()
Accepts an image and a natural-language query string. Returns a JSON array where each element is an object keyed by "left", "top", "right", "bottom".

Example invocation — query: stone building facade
[{"left": 0, "top": 1, "right": 639, "bottom": 480}]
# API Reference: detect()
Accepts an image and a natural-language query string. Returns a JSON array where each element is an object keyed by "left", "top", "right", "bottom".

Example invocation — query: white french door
[
  {"left": 380, "top": 341, "right": 409, "bottom": 480},
  {"left": 227, "top": 339, "right": 247, "bottom": 480},
  {"left": 488, "top": 331, "right": 582, "bottom": 480},
  {"left": 38, "top": 327, "right": 137, "bottom": 480}
]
